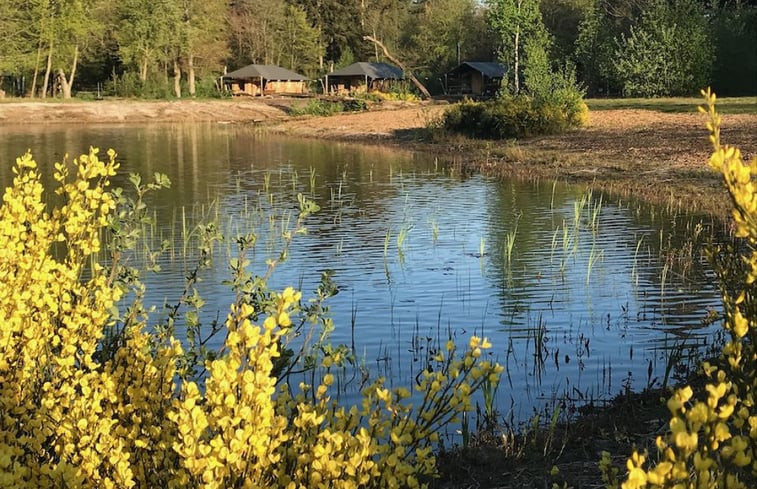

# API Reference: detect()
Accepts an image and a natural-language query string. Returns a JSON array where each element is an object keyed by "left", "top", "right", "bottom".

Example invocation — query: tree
[
  {"left": 11, "top": 0, "right": 105, "bottom": 99},
  {"left": 710, "top": 2, "right": 757, "bottom": 95},
  {"left": 574, "top": 0, "right": 655, "bottom": 95},
  {"left": 486, "top": 0, "right": 547, "bottom": 94},
  {"left": 539, "top": 0, "right": 593, "bottom": 60},
  {"left": 279, "top": 5, "right": 322, "bottom": 75},
  {"left": 408, "top": 0, "right": 490, "bottom": 76},
  {"left": 177, "top": 0, "right": 228, "bottom": 97},
  {"left": 290, "top": 0, "right": 364, "bottom": 68},
  {"left": 0, "top": 1, "right": 29, "bottom": 75},
  {"left": 116, "top": 0, "right": 180, "bottom": 83},
  {"left": 228, "top": 0, "right": 323, "bottom": 76},
  {"left": 613, "top": 0, "right": 713, "bottom": 97},
  {"left": 363, "top": 34, "right": 431, "bottom": 99},
  {"left": 358, "top": 0, "right": 411, "bottom": 63},
  {"left": 229, "top": 0, "right": 284, "bottom": 67}
]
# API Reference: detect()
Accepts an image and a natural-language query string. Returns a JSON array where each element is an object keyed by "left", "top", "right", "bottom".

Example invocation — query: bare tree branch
[{"left": 363, "top": 35, "right": 431, "bottom": 99}]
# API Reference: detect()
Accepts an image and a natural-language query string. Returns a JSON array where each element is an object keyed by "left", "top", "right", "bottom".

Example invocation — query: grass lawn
[{"left": 586, "top": 95, "right": 757, "bottom": 114}]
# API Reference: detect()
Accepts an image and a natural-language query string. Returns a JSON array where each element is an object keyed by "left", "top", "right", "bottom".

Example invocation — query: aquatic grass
[
  {"left": 631, "top": 236, "right": 644, "bottom": 288},
  {"left": 309, "top": 166, "right": 317, "bottom": 196},
  {"left": 429, "top": 218, "right": 439, "bottom": 244},
  {"left": 397, "top": 224, "right": 411, "bottom": 253},
  {"left": 590, "top": 194, "right": 603, "bottom": 231},
  {"left": 335, "top": 237, "right": 344, "bottom": 255},
  {"left": 550, "top": 180, "right": 557, "bottom": 210},
  {"left": 550, "top": 227, "right": 559, "bottom": 263},
  {"left": 505, "top": 221, "right": 518, "bottom": 266},
  {"left": 586, "top": 246, "right": 603, "bottom": 284},
  {"left": 660, "top": 262, "right": 669, "bottom": 300},
  {"left": 480, "top": 374, "right": 500, "bottom": 426},
  {"left": 263, "top": 170, "right": 271, "bottom": 194}
]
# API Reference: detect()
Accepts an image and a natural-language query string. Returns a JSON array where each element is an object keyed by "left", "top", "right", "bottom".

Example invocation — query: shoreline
[{"left": 2, "top": 97, "right": 755, "bottom": 219}]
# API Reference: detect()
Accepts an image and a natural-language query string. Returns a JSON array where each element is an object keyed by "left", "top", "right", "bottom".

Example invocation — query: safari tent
[
  {"left": 445, "top": 62, "right": 507, "bottom": 97},
  {"left": 325, "top": 62, "right": 403, "bottom": 95},
  {"left": 223, "top": 64, "right": 308, "bottom": 96}
]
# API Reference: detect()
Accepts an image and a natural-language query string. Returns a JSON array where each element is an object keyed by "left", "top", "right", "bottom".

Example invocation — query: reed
[
  {"left": 660, "top": 262, "right": 669, "bottom": 299},
  {"left": 397, "top": 224, "right": 411, "bottom": 252},
  {"left": 429, "top": 218, "right": 439, "bottom": 244},
  {"left": 505, "top": 223, "right": 518, "bottom": 265},
  {"left": 550, "top": 180, "right": 557, "bottom": 210},
  {"left": 309, "top": 166, "right": 317, "bottom": 195},
  {"left": 590, "top": 194, "right": 603, "bottom": 231},
  {"left": 586, "top": 246, "right": 603, "bottom": 284}
]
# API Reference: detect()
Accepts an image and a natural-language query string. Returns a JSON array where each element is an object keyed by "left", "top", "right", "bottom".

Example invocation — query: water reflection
[{"left": 0, "top": 124, "right": 725, "bottom": 421}]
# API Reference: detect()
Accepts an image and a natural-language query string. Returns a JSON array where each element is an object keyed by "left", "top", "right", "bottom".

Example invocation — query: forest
[{"left": 0, "top": 1, "right": 755, "bottom": 99}]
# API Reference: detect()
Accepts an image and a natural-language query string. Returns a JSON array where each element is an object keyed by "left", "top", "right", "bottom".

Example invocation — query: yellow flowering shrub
[
  {"left": 602, "top": 89, "right": 756, "bottom": 488},
  {"left": 0, "top": 148, "right": 503, "bottom": 488}
]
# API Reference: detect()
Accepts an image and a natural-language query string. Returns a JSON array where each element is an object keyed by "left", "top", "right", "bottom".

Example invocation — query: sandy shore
[
  {"left": 0, "top": 99, "right": 291, "bottom": 125},
  {"left": 1, "top": 97, "right": 755, "bottom": 218}
]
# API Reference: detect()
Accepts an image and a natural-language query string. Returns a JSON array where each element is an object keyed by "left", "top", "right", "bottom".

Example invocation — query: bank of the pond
[
  {"left": 2, "top": 98, "right": 755, "bottom": 220},
  {"left": 0, "top": 98, "right": 291, "bottom": 124}
]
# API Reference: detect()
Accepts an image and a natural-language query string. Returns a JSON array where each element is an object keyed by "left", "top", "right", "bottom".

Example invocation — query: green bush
[
  {"left": 442, "top": 94, "right": 587, "bottom": 140},
  {"left": 443, "top": 50, "right": 587, "bottom": 140},
  {"left": 193, "top": 76, "right": 228, "bottom": 99},
  {"left": 103, "top": 72, "right": 175, "bottom": 99},
  {"left": 290, "top": 98, "right": 367, "bottom": 116},
  {"left": 290, "top": 99, "right": 344, "bottom": 116}
]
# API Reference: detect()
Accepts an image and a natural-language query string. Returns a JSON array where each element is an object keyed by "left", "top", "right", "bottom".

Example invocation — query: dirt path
[{"left": 1, "top": 98, "right": 755, "bottom": 217}]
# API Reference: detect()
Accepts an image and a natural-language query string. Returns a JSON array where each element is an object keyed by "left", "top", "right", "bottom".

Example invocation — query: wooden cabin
[
  {"left": 445, "top": 62, "right": 507, "bottom": 97},
  {"left": 325, "top": 62, "right": 403, "bottom": 96},
  {"left": 223, "top": 64, "right": 308, "bottom": 96}
]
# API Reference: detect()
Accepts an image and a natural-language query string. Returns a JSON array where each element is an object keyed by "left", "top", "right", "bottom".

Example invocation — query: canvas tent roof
[
  {"left": 223, "top": 64, "right": 307, "bottom": 81},
  {"left": 449, "top": 62, "right": 507, "bottom": 78},
  {"left": 327, "top": 62, "right": 403, "bottom": 80}
]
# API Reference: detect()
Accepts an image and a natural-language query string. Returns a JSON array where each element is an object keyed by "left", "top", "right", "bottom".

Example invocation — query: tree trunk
[
  {"left": 58, "top": 70, "right": 70, "bottom": 99},
  {"left": 41, "top": 42, "right": 53, "bottom": 99},
  {"left": 140, "top": 58, "right": 148, "bottom": 82},
  {"left": 60, "top": 45, "right": 79, "bottom": 99},
  {"left": 188, "top": 54, "right": 196, "bottom": 97},
  {"left": 173, "top": 59, "right": 182, "bottom": 98},
  {"left": 362, "top": 35, "right": 431, "bottom": 99},
  {"left": 30, "top": 43, "right": 42, "bottom": 99},
  {"left": 514, "top": 27, "right": 520, "bottom": 94}
]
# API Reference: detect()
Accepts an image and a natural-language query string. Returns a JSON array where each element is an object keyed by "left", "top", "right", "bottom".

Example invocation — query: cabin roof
[
  {"left": 448, "top": 62, "right": 508, "bottom": 78},
  {"left": 223, "top": 64, "right": 307, "bottom": 81},
  {"left": 327, "top": 62, "right": 403, "bottom": 80}
]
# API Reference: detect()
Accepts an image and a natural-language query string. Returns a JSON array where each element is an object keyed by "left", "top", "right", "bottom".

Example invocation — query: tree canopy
[{"left": 0, "top": 0, "right": 753, "bottom": 97}]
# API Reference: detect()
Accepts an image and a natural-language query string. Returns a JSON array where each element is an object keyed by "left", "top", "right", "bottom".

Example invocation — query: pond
[{"left": 0, "top": 123, "right": 726, "bottom": 423}]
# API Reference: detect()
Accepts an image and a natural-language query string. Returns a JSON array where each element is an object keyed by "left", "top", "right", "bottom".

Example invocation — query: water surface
[{"left": 0, "top": 123, "right": 725, "bottom": 422}]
